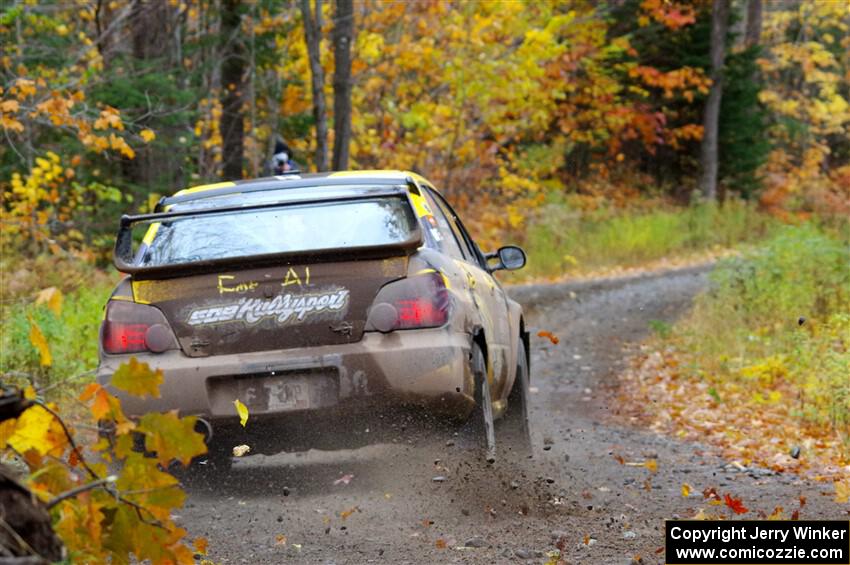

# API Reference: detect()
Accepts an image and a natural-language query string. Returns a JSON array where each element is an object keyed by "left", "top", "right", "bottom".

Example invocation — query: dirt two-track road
[{"left": 179, "top": 266, "right": 846, "bottom": 564}]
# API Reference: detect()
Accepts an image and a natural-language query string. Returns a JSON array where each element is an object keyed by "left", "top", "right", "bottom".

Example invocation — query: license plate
[{"left": 236, "top": 373, "right": 338, "bottom": 414}]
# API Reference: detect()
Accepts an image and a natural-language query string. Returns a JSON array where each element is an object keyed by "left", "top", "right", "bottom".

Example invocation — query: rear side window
[
  {"left": 139, "top": 197, "right": 416, "bottom": 267},
  {"left": 421, "top": 190, "right": 467, "bottom": 260}
]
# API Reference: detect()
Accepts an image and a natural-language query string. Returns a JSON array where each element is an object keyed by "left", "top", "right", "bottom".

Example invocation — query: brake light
[
  {"left": 397, "top": 299, "right": 442, "bottom": 326},
  {"left": 367, "top": 272, "right": 450, "bottom": 332},
  {"left": 102, "top": 300, "right": 177, "bottom": 354}
]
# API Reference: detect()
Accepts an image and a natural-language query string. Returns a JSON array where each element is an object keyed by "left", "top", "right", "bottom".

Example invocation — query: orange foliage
[{"left": 639, "top": 0, "right": 698, "bottom": 30}]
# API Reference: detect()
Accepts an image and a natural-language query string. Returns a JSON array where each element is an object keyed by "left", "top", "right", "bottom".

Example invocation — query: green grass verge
[
  {"left": 1, "top": 280, "right": 113, "bottom": 386},
  {"left": 675, "top": 224, "right": 850, "bottom": 436},
  {"left": 509, "top": 197, "right": 778, "bottom": 281}
]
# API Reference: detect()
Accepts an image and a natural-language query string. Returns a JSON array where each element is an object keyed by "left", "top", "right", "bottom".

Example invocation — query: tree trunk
[
  {"left": 127, "top": 1, "right": 181, "bottom": 190},
  {"left": 745, "top": 0, "right": 762, "bottom": 48},
  {"left": 301, "top": 0, "right": 329, "bottom": 172},
  {"left": 220, "top": 0, "right": 245, "bottom": 180},
  {"left": 331, "top": 0, "right": 353, "bottom": 171},
  {"left": 698, "top": 0, "right": 730, "bottom": 201}
]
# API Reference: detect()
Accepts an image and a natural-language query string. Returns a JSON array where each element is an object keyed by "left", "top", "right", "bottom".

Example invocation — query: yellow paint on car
[
  {"left": 414, "top": 267, "right": 451, "bottom": 289},
  {"left": 327, "top": 170, "right": 435, "bottom": 218},
  {"left": 142, "top": 222, "right": 161, "bottom": 245},
  {"left": 409, "top": 192, "right": 433, "bottom": 218},
  {"left": 131, "top": 280, "right": 153, "bottom": 304},
  {"left": 172, "top": 181, "right": 236, "bottom": 197}
]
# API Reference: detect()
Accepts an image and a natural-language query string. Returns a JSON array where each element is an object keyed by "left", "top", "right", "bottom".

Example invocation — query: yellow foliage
[
  {"left": 94, "top": 108, "right": 124, "bottom": 131},
  {"left": 28, "top": 317, "right": 52, "bottom": 367},
  {"left": 8, "top": 404, "right": 58, "bottom": 455},
  {"left": 234, "top": 398, "right": 249, "bottom": 427},
  {"left": 1, "top": 358, "right": 207, "bottom": 563},
  {"left": 111, "top": 357, "right": 163, "bottom": 399},
  {"left": 35, "top": 287, "right": 64, "bottom": 316},
  {"left": 1, "top": 99, "right": 20, "bottom": 113},
  {"left": 739, "top": 356, "right": 788, "bottom": 387}
]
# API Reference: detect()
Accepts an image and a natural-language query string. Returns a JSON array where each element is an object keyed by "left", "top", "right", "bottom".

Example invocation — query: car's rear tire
[
  {"left": 462, "top": 342, "right": 496, "bottom": 463},
  {"left": 499, "top": 337, "right": 532, "bottom": 457}
]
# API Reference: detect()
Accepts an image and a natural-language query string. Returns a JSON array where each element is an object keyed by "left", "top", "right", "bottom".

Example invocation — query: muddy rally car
[{"left": 98, "top": 171, "right": 530, "bottom": 468}]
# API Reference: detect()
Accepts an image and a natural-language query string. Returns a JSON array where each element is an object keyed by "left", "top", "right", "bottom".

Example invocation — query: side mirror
[{"left": 489, "top": 245, "right": 526, "bottom": 272}]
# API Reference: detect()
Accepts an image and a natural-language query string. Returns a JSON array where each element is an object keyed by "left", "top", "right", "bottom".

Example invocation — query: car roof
[{"left": 160, "top": 170, "right": 434, "bottom": 208}]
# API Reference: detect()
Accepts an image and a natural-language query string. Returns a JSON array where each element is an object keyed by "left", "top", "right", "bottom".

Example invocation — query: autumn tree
[
  {"left": 0, "top": 357, "right": 209, "bottom": 563},
  {"left": 301, "top": 0, "right": 329, "bottom": 172},
  {"left": 699, "top": 0, "right": 730, "bottom": 200},
  {"left": 220, "top": 0, "right": 246, "bottom": 180},
  {"left": 118, "top": 2, "right": 191, "bottom": 190},
  {"left": 331, "top": 0, "right": 354, "bottom": 171},
  {"left": 718, "top": 0, "right": 769, "bottom": 200}
]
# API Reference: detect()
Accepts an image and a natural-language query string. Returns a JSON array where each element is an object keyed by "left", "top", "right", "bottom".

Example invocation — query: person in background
[{"left": 270, "top": 139, "right": 299, "bottom": 174}]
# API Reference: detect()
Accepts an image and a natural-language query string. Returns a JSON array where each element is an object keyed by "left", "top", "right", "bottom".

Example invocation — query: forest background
[{"left": 0, "top": 1, "right": 849, "bottom": 561}]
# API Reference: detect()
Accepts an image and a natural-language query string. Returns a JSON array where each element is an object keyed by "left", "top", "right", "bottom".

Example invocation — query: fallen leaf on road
[
  {"left": 333, "top": 474, "right": 354, "bottom": 485},
  {"left": 624, "top": 459, "right": 657, "bottom": 472},
  {"left": 537, "top": 330, "right": 560, "bottom": 345},
  {"left": 232, "top": 444, "right": 250, "bottom": 457},
  {"left": 435, "top": 539, "right": 446, "bottom": 549},
  {"left": 767, "top": 506, "right": 785, "bottom": 520},
  {"left": 724, "top": 494, "right": 748, "bottom": 514},
  {"left": 275, "top": 534, "right": 287, "bottom": 546},
  {"left": 340, "top": 506, "right": 358, "bottom": 520},
  {"left": 681, "top": 483, "right": 691, "bottom": 498},
  {"left": 791, "top": 509, "right": 800, "bottom": 520},
  {"left": 555, "top": 535, "right": 568, "bottom": 551},
  {"left": 835, "top": 480, "right": 849, "bottom": 503},
  {"left": 193, "top": 537, "right": 208, "bottom": 555}
]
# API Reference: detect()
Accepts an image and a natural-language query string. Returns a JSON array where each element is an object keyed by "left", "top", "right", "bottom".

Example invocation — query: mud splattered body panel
[
  {"left": 132, "top": 259, "right": 406, "bottom": 357},
  {"left": 97, "top": 171, "right": 527, "bottom": 443}
]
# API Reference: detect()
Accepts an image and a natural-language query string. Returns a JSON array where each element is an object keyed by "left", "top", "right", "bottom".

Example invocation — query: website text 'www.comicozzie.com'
[{"left": 665, "top": 521, "right": 850, "bottom": 565}]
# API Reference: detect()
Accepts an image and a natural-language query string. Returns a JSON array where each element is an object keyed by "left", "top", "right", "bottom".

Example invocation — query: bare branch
[{"left": 46, "top": 475, "right": 118, "bottom": 510}]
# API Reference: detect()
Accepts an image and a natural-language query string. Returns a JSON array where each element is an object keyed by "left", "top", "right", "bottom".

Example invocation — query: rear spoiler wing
[{"left": 113, "top": 192, "right": 423, "bottom": 279}]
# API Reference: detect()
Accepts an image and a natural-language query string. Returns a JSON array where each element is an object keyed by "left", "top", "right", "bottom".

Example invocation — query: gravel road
[{"left": 179, "top": 265, "right": 846, "bottom": 564}]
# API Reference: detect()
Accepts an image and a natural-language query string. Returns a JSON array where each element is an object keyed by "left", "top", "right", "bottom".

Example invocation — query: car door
[{"left": 422, "top": 187, "right": 512, "bottom": 398}]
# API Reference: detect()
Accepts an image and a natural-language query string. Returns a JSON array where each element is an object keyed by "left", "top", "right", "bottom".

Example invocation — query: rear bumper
[{"left": 97, "top": 328, "right": 474, "bottom": 421}]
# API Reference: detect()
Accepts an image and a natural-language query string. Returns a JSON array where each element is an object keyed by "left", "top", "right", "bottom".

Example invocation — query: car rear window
[{"left": 138, "top": 196, "right": 416, "bottom": 267}]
